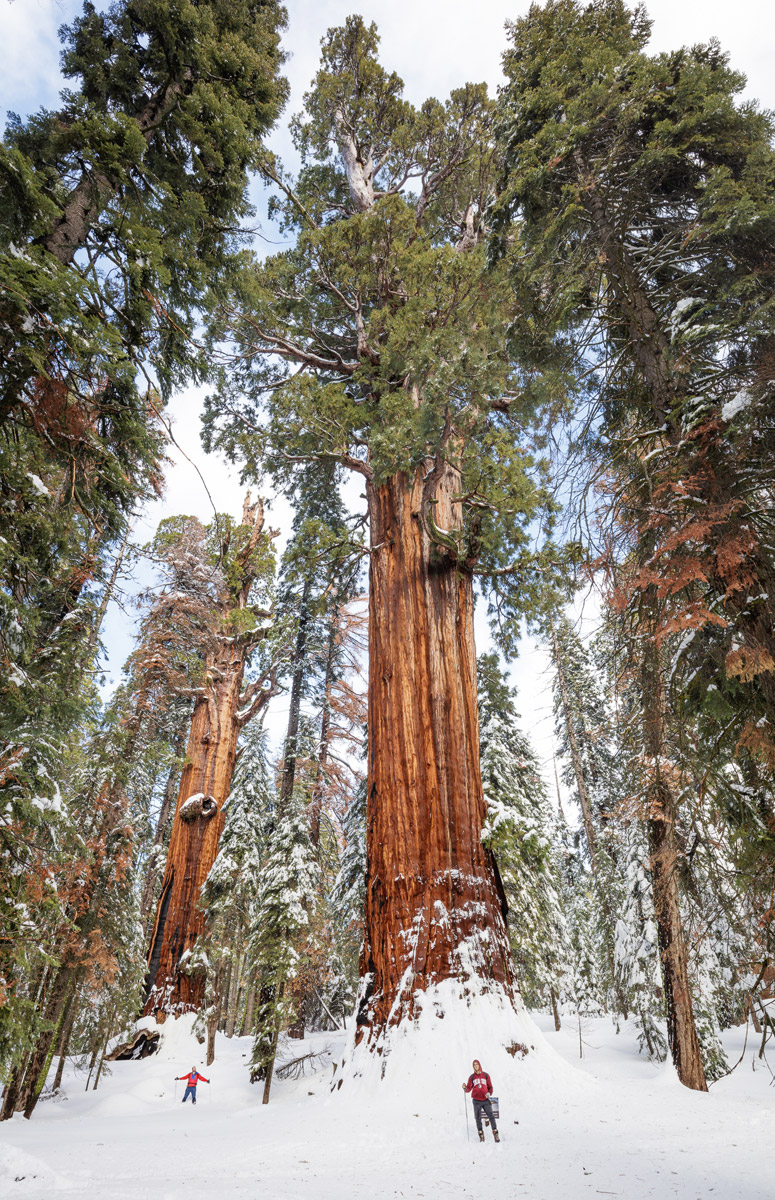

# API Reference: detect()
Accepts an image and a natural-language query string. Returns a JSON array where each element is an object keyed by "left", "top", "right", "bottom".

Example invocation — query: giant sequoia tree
[
  {"left": 206, "top": 18, "right": 557, "bottom": 1052},
  {"left": 491, "top": 0, "right": 775, "bottom": 1088}
]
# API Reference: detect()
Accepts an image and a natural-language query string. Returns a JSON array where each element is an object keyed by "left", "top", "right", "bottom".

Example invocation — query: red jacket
[
  {"left": 464, "top": 1071, "right": 492, "bottom": 1101},
  {"left": 179, "top": 1071, "right": 208, "bottom": 1087}
]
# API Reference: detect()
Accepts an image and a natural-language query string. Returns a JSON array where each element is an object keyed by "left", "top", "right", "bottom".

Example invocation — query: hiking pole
[{"left": 464, "top": 1091, "right": 470, "bottom": 1143}]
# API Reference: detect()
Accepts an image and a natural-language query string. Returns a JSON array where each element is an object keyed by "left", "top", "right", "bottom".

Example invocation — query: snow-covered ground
[{"left": 2, "top": 1008, "right": 773, "bottom": 1200}]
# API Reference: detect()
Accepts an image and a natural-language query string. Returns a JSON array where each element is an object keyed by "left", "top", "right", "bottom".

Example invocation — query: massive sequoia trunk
[
  {"left": 139, "top": 715, "right": 189, "bottom": 936},
  {"left": 143, "top": 657, "right": 243, "bottom": 1018},
  {"left": 355, "top": 466, "right": 516, "bottom": 1044},
  {"left": 143, "top": 497, "right": 276, "bottom": 1019}
]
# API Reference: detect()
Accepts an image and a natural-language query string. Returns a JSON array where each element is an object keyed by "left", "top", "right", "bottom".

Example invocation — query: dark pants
[
  {"left": 182, "top": 1086, "right": 197, "bottom": 1103},
  {"left": 473, "top": 1098, "right": 497, "bottom": 1133}
]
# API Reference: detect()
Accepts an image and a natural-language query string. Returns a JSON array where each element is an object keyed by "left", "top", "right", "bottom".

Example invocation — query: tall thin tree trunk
[
  {"left": 261, "top": 993, "right": 284, "bottom": 1106},
  {"left": 279, "top": 586, "right": 311, "bottom": 811},
  {"left": 219, "top": 960, "right": 233, "bottom": 1032},
  {"left": 357, "top": 467, "right": 515, "bottom": 1044},
  {"left": 311, "top": 618, "right": 338, "bottom": 846},
  {"left": 550, "top": 986, "right": 561, "bottom": 1032},
  {"left": 550, "top": 617, "right": 599, "bottom": 866},
  {"left": 226, "top": 952, "right": 243, "bottom": 1039},
  {"left": 206, "top": 998, "right": 219, "bottom": 1066},
  {"left": 51, "top": 992, "right": 79, "bottom": 1093},
  {"left": 92, "top": 1006, "right": 116, "bottom": 1091},
  {"left": 242, "top": 980, "right": 256, "bottom": 1037},
  {"left": 641, "top": 618, "right": 707, "bottom": 1092},
  {"left": 20, "top": 968, "right": 78, "bottom": 1117},
  {"left": 84, "top": 1043, "right": 99, "bottom": 1091},
  {"left": 0, "top": 1055, "right": 28, "bottom": 1120}
]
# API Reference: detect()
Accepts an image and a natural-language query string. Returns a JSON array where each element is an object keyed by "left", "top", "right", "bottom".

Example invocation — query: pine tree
[
  {"left": 249, "top": 729, "right": 319, "bottom": 1102},
  {"left": 197, "top": 723, "right": 272, "bottom": 1061},
  {"left": 546, "top": 612, "right": 626, "bottom": 1012},
  {"left": 329, "top": 778, "right": 367, "bottom": 1024},
  {"left": 0, "top": 0, "right": 287, "bottom": 847},
  {"left": 275, "top": 462, "right": 359, "bottom": 816},
  {"left": 613, "top": 819, "right": 667, "bottom": 1062},
  {"left": 0, "top": 676, "right": 149, "bottom": 1120},
  {"left": 1, "top": 0, "right": 287, "bottom": 428},
  {"left": 490, "top": 0, "right": 775, "bottom": 1091},
  {"left": 0, "top": 0, "right": 288, "bottom": 1071}
]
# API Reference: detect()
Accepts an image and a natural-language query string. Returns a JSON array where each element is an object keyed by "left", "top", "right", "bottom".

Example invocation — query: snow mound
[
  {"left": 337, "top": 978, "right": 582, "bottom": 1129},
  {"left": 88, "top": 1092, "right": 149, "bottom": 1119},
  {"left": 722, "top": 388, "right": 753, "bottom": 421},
  {"left": 142, "top": 1012, "right": 203, "bottom": 1064},
  {"left": 0, "top": 1142, "right": 68, "bottom": 1192}
]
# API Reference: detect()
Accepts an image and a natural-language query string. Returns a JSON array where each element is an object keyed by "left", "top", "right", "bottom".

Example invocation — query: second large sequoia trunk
[
  {"left": 142, "top": 497, "right": 275, "bottom": 1019},
  {"left": 356, "top": 467, "right": 516, "bottom": 1043},
  {"left": 143, "top": 660, "right": 243, "bottom": 1018}
]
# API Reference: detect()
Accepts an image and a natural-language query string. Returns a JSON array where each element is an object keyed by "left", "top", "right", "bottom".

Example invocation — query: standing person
[
  {"left": 463, "top": 1059, "right": 500, "bottom": 1143},
  {"left": 176, "top": 1066, "right": 209, "bottom": 1104}
]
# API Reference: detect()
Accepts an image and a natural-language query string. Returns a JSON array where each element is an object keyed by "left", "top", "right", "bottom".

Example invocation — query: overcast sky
[{"left": 2, "top": 0, "right": 773, "bottom": 777}]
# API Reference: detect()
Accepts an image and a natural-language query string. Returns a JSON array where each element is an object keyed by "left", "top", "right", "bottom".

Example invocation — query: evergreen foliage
[
  {"left": 203, "top": 15, "right": 560, "bottom": 626},
  {"left": 197, "top": 724, "right": 273, "bottom": 1052},
  {"left": 612, "top": 820, "right": 668, "bottom": 1061},
  {"left": 329, "top": 777, "right": 367, "bottom": 1012},
  {"left": 492, "top": 0, "right": 775, "bottom": 845},
  {"left": 0, "top": 0, "right": 287, "bottom": 860},
  {"left": 249, "top": 733, "right": 319, "bottom": 1084}
]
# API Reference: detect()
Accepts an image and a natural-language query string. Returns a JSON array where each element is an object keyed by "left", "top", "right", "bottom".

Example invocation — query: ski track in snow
[{"left": 1, "top": 1012, "right": 773, "bottom": 1200}]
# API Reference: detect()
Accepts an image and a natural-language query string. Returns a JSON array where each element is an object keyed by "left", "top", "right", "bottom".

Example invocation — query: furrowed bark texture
[
  {"left": 357, "top": 467, "right": 515, "bottom": 1044},
  {"left": 139, "top": 716, "right": 189, "bottom": 936},
  {"left": 143, "top": 496, "right": 274, "bottom": 1019},
  {"left": 142, "top": 659, "right": 243, "bottom": 1018}
]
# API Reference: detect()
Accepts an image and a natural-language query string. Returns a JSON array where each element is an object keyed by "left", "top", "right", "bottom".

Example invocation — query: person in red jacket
[
  {"left": 463, "top": 1059, "right": 500, "bottom": 1142},
  {"left": 176, "top": 1066, "right": 209, "bottom": 1104}
]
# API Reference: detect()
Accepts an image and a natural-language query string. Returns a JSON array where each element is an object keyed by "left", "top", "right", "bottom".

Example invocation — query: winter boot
[
  {"left": 493, "top": 1130, "right": 500, "bottom": 1143},
  {"left": 478, "top": 1130, "right": 485, "bottom": 1143}
]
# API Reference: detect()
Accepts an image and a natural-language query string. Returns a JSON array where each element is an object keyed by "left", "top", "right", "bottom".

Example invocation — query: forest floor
[{"left": 1, "top": 1008, "right": 773, "bottom": 1200}]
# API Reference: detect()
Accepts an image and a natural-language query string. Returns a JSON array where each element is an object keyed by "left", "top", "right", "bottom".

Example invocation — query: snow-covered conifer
[
  {"left": 613, "top": 822, "right": 667, "bottom": 1061},
  {"left": 478, "top": 655, "right": 569, "bottom": 1009},
  {"left": 249, "top": 723, "right": 320, "bottom": 1094}
]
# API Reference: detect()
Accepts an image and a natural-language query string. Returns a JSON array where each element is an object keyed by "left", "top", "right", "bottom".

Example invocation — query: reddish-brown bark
[
  {"left": 639, "top": 623, "right": 707, "bottom": 1091},
  {"left": 356, "top": 466, "right": 515, "bottom": 1043},
  {"left": 143, "top": 498, "right": 278, "bottom": 1018},
  {"left": 143, "top": 658, "right": 243, "bottom": 1017}
]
